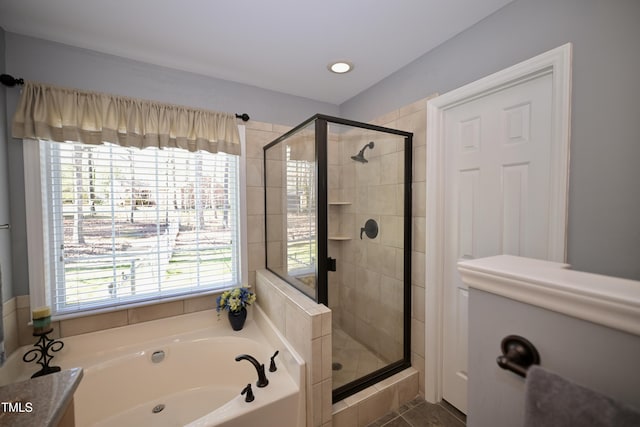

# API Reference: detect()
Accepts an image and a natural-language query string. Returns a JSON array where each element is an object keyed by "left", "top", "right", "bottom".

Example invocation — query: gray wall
[
  {"left": 0, "top": 27, "right": 12, "bottom": 303},
  {"left": 342, "top": 0, "right": 640, "bottom": 281},
  {"left": 2, "top": 33, "right": 339, "bottom": 297},
  {"left": 468, "top": 288, "right": 640, "bottom": 426}
]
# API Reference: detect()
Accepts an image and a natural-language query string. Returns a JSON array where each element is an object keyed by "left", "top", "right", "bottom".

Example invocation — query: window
[{"left": 34, "top": 139, "right": 242, "bottom": 316}]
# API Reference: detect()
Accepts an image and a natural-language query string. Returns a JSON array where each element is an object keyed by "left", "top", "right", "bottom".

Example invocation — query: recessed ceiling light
[{"left": 328, "top": 61, "right": 353, "bottom": 74}]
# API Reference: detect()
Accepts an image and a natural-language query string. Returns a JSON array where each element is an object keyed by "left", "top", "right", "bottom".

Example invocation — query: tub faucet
[{"left": 235, "top": 354, "right": 269, "bottom": 388}]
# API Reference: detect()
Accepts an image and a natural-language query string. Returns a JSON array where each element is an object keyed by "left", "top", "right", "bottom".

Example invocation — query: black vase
[{"left": 228, "top": 307, "right": 247, "bottom": 331}]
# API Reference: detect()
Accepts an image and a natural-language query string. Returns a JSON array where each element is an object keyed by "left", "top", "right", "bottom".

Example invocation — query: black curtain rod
[
  {"left": 0, "top": 74, "right": 24, "bottom": 87},
  {"left": 0, "top": 73, "right": 250, "bottom": 122}
]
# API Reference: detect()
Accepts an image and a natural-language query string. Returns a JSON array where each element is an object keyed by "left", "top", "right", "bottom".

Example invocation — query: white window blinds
[{"left": 40, "top": 140, "right": 240, "bottom": 315}]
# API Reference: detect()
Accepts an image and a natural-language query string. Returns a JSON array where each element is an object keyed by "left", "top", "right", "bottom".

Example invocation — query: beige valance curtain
[{"left": 12, "top": 82, "right": 241, "bottom": 155}]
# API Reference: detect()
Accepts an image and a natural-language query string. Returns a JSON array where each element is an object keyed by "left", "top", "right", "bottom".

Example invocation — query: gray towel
[{"left": 524, "top": 366, "right": 640, "bottom": 427}]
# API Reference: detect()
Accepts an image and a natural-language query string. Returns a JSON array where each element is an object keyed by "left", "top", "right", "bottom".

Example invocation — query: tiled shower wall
[{"left": 370, "top": 95, "right": 434, "bottom": 394}]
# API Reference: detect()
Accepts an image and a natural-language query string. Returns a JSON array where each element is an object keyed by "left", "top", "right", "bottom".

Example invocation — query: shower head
[{"left": 351, "top": 141, "right": 375, "bottom": 163}]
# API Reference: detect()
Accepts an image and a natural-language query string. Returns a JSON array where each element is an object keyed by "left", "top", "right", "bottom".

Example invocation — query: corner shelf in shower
[
  {"left": 329, "top": 202, "right": 352, "bottom": 241},
  {"left": 328, "top": 235, "right": 352, "bottom": 241}
]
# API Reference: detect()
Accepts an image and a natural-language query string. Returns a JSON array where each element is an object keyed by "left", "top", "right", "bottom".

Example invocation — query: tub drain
[
  {"left": 332, "top": 362, "right": 342, "bottom": 371},
  {"left": 152, "top": 404, "right": 165, "bottom": 414}
]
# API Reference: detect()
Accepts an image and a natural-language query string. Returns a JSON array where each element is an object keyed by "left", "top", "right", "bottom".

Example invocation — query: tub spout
[{"left": 235, "top": 354, "right": 269, "bottom": 388}]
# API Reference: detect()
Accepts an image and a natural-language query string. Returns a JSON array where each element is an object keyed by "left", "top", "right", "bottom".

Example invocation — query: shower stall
[{"left": 263, "top": 114, "right": 412, "bottom": 402}]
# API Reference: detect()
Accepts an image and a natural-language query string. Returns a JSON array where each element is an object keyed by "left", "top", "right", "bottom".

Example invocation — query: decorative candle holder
[{"left": 23, "top": 329, "right": 65, "bottom": 378}]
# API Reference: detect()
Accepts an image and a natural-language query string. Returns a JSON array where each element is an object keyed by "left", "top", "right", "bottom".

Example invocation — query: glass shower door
[{"left": 327, "top": 122, "right": 411, "bottom": 399}]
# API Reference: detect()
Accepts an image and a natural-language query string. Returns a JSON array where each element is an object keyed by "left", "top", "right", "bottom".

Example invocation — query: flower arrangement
[{"left": 216, "top": 287, "right": 256, "bottom": 316}]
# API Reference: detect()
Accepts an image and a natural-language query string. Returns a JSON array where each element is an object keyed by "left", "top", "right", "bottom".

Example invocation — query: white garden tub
[{"left": 1, "top": 305, "right": 305, "bottom": 427}]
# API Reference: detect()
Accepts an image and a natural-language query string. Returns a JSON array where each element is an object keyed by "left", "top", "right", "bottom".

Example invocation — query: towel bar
[
  {"left": 496, "top": 335, "right": 540, "bottom": 378},
  {"left": 0, "top": 224, "right": 9, "bottom": 230}
]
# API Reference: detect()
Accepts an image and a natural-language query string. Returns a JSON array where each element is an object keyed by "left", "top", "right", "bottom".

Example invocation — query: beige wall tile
[
  {"left": 412, "top": 285, "right": 425, "bottom": 322},
  {"left": 272, "top": 124, "right": 292, "bottom": 135},
  {"left": 312, "top": 337, "right": 322, "bottom": 384},
  {"left": 399, "top": 97, "right": 427, "bottom": 117},
  {"left": 128, "top": 301, "right": 183, "bottom": 324},
  {"left": 3, "top": 309, "right": 18, "bottom": 357},
  {"left": 246, "top": 214, "right": 265, "bottom": 244},
  {"left": 245, "top": 129, "right": 273, "bottom": 154},
  {"left": 3, "top": 297, "right": 16, "bottom": 316},
  {"left": 265, "top": 159, "right": 283, "bottom": 188},
  {"left": 395, "top": 248, "right": 405, "bottom": 281},
  {"left": 380, "top": 152, "right": 399, "bottom": 185},
  {"left": 266, "top": 241, "right": 283, "bottom": 270},
  {"left": 246, "top": 187, "right": 265, "bottom": 215},
  {"left": 245, "top": 157, "right": 263, "bottom": 187},
  {"left": 411, "top": 318, "right": 425, "bottom": 358},
  {"left": 411, "top": 251, "right": 425, "bottom": 287},
  {"left": 284, "top": 301, "right": 312, "bottom": 359},
  {"left": 397, "top": 110, "right": 427, "bottom": 147},
  {"left": 321, "top": 333, "right": 332, "bottom": 381},
  {"left": 247, "top": 242, "right": 265, "bottom": 272},
  {"left": 312, "top": 382, "right": 322, "bottom": 427},
  {"left": 413, "top": 144, "right": 426, "bottom": 183},
  {"left": 380, "top": 215, "right": 402, "bottom": 249},
  {"left": 247, "top": 270, "right": 256, "bottom": 287},
  {"left": 17, "top": 306, "right": 36, "bottom": 346},
  {"left": 255, "top": 275, "right": 286, "bottom": 332},
  {"left": 344, "top": 386, "right": 376, "bottom": 406},
  {"left": 357, "top": 385, "right": 394, "bottom": 426},
  {"left": 245, "top": 120, "right": 273, "bottom": 132},
  {"left": 184, "top": 294, "right": 217, "bottom": 313},
  {"left": 265, "top": 212, "right": 283, "bottom": 237},
  {"left": 61, "top": 310, "right": 129, "bottom": 337},
  {"left": 371, "top": 109, "right": 399, "bottom": 127},
  {"left": 413, "top": 217, "right": 426, "bottom": 253},
  {"left": 411, "top": 352, "right": 426, "bottom": 397},
  {"left": 321, "top": 310, "right": 331, "bottom": 336},
  {"left": 266, "top": 187, "right": 282, "bottom": 215},
  {"left": 332, "top": 403, "right": 357, "bottom": 427},
  {"left": 322, "top": 378, "right": 332, "bottom": 424},
  {"left": 412, "top": 181, "right": 426, "bottom": 218},
  {"left": 397, "top": 370, "right": 419, "bottom": 405}
]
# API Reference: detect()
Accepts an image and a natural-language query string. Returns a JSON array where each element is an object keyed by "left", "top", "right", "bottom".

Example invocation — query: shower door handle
[{"left": 327, "top": 257, "right": 337, "bottom": 272}]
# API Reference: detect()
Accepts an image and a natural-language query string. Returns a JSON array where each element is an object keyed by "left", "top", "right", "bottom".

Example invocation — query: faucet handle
[
  {"left": 269, "top": 350, "right": 280, "bottom": 372},
  {"left": 241, "top": 383, "right": 255, "bottom": 402}
]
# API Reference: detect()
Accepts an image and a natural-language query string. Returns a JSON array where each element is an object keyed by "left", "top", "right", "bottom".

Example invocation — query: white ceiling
[{"left": 0, "top": 0, "right": 512, "bottom": 105}]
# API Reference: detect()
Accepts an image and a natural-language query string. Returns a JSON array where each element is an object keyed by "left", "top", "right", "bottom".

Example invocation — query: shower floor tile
[{"left": 332, "top": 326, "right": 388, "bottom": 389}]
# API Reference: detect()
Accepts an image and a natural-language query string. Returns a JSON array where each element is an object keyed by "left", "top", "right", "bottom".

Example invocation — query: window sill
[{"left": 36, "top": 287, "right": 255, "bottom": 339}]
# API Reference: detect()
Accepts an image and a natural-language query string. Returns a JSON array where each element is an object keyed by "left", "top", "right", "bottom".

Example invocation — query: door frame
[{"left": 424, "top": 43, "right": 572, "bottom": 404}]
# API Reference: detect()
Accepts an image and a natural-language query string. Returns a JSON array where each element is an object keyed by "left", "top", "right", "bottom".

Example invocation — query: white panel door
[{"left": 442, "top": 73, "right": 553, "bottom": 413}]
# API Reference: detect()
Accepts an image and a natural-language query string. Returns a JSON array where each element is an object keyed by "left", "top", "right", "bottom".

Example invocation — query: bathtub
[{"left": 1, "top": 305, "right": 305, "bottom": 427}]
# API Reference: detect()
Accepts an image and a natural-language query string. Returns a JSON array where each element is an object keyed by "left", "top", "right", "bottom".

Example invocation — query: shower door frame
[
  {"left": 263, "top": 114, "right": 413, "bottom": 403},
  {"left": 316, "top": 114, "right": 413, "bottom": 403}
]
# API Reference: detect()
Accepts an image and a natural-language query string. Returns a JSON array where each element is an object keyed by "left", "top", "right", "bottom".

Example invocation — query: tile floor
[
  {"left": 366, "top": 397, "right": 466, "bottom": 427},
  {"left": 332, "top": 325, "right": 389, "bottom": 389}
]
